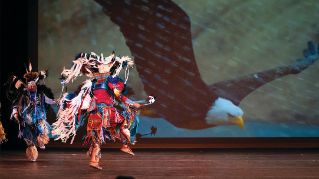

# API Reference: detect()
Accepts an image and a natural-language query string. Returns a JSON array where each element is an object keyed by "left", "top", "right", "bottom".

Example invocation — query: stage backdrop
[{"left": 38, "top": 0, "right": 319, "bottom": 142}]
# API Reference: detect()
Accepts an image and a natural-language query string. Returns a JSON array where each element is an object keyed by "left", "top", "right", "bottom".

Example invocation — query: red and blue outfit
[{"left": 84, "top": 72, "right": 134, "bottom": 147}]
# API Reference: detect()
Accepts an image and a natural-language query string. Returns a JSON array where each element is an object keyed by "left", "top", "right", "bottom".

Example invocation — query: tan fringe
[
  {"left": 121, "top": 128, "right": 131, "bottom": 144},
  {"left": 37, "top": 134, "right": 49, "bottom": 146},
  {"left": 89, "top": 144, "right": 101, "bottom": 163},
  {"left": 95, "top": 145, "right": 101, "bottom": 163},
  {"left": 86, "top": 145, "right": 93, "bottom": 158},
  {"left": 0, "top": 122, "right": 7, "bottom": 142},
  {"left": 26, "top": 146, "right": 38, "bottom": 160}
]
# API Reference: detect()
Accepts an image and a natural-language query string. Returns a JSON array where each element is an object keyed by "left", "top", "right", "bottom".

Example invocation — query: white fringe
[
  {"left": 81, "top": 86, "right": 92, "bottom": 110},
  {"left": 39, "top": 120, "right": 51, "bottom": 135},
  {"left": 52, "top": 80, "right": 93, "bottom": 144},
  {"left": 62, "top": 52, "right": 116, "bottom": 85}
]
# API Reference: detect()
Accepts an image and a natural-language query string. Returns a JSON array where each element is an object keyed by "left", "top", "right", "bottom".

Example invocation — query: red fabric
[
  {"left": 88, "top": 75, "right": 128, "bottom": 130},
  {"left": 108, "top": 107, "right": 124, "bottom": 126},
  {"left": 108, "top": 81, "right": 128, "bottom": 103},
  {"left": 85, "top": 75, "right": 132, "bottom": 145},
  {"left": 88, "top": 107, "right": 124, "bottom": 130},
  {"left": 94, "top": 83, "right": 128, "bottom": 105},
  {"left": 93, "top": 89, "right": 113, "bottom": 105},
  {"left": 87, "top": 113, "right": 103, "bottom": 130}
]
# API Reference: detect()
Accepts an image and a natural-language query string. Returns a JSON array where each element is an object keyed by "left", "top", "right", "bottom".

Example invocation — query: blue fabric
[
  {"left": 129, "top": 115, "right": 139, "bottom": 143},
  {"left": 23, "top": 124, "right": 39, "bottom": 144},
  {"left": 19, "top": 90, "right": 52, "bottom": 146},
  {"left": 107, "top": 75, "right": 118, "bottom": 84},
  {"left": 93, "top": 74, "right": 128, "bottom": 95},
  {"left": 65, "top": 93, "right": 77, "bottom": 100},
  {"left": 64, "top": 93, "right": 88, "bottom": 131},
  {"left": 76, "top": 116, "right": 86, "bottom": 131},
  {"left": 121, "top": 109, "right": 140, "bottom": 143}
]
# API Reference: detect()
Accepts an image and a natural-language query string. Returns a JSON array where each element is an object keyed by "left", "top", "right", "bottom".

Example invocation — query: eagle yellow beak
[{"left": 234, "top": 116, "right": 244, "bottom": 129}]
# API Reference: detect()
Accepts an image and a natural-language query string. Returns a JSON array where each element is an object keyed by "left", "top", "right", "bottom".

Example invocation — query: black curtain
[{"left": 0, "top": 0, "right": 38, "bottom": 150}]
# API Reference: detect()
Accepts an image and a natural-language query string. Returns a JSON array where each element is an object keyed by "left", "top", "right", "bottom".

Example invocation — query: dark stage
[{"left": 1, "top": 148, "right": 318, "bottom": 179}]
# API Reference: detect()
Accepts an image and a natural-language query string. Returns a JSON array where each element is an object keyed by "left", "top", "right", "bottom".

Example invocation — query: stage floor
[{"left": 0, "top": 148, "right": 318, "bottom": 179}]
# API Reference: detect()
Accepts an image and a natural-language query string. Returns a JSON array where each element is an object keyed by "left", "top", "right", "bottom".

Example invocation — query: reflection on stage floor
[{"left": 1, "top": 148, "right": 318, "bottom": 179}]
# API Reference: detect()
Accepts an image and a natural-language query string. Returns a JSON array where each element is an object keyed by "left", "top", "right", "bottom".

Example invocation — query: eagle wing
[
  {"left": 209, "top": 41, "right": 319, "bottom": 106},
  {"left": 95, "top": 0, "right": 216, "bottom": 129}
]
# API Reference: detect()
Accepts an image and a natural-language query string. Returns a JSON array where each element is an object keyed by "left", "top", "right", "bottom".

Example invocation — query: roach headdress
[{"left": 61, "top": 50, "right": 134, "bottom": 84}]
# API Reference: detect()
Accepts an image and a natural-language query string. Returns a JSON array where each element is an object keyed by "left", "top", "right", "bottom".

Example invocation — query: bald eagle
[
  {"left": 206, "top": 98, "right": 244, "bottom": 128},
  {"left": 95, "top": 0, "right": 319, "bottom": 129}
]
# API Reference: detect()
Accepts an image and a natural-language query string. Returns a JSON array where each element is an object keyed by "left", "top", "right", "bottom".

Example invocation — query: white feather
[
  {"left": 104, "top": 53, "right": 114, "bottom": 64},
  {"left": 81, "top": 94, "right": 92, "bottom": 110},
  {"left": 51, "top": 79, "right": 93, "bottom": 144},
  {"left": 81, "top": 80, "right": 93, "bottom": 109},
  {"left": 29, "top": 63, "right": 32, "bottom": 72}
]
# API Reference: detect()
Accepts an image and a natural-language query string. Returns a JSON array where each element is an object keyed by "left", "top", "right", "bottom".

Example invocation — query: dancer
[
  {"left": 0, "top": 121, "right": 7, "bottom": 144},
  {"left": 52, "top": 51, "right": 143, "bottom": 169},
  {"left": 0, "top": 102, "right": 7, "bottom": 144},
  {"left": 5, "top": 64, "right": 56, "bottom": 161}
]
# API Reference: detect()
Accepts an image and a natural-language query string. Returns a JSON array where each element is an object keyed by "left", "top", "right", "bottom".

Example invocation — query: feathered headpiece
[
  {"left": 23, "top": 62, "right": 48, "bottom": 85},
  {"left": 61, "top": 50, "right": 134, "bottom": 84}
]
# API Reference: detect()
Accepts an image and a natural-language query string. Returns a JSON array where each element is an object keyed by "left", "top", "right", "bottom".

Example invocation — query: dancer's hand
[
  {"left": 15, "top": 80, "right": 23, "bottom": 89},
  {"left": 14, "top": 113, "right": 20, "bottom": 123},
  {"left": 55, "top": 98, "right": 61, "bottom": 104},
  {"left": 13, "top": 113, "right": 20, "bottom": 124},
  {"left": 18, "top": 130, "right": 23, "bottom": 138},
  {"left": 133, "top": 102, "right": 140, "bottom": 108}
]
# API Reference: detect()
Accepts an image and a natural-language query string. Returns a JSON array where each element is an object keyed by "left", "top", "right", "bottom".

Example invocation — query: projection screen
[{"left": 38, "top": 0, "right": 319, "bottom": 142}]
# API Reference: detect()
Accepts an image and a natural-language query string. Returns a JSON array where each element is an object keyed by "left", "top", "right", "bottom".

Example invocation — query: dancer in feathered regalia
[
  {"left": 4, "top": 63, "right": 57, "bottom": 161},
  {"left": 0, "top": 103, "right": 7, "bottom": 144},
  {"left": 0, "top": 121, "right": 7, "bottom": 144},
  {"left": 52, "top": 51, "right": 144, "bottom": 169}
]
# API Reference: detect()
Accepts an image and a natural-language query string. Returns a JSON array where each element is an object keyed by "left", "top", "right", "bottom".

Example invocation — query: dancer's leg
[
  {"left": 119, "top": 120, "right": 134, "bottom": 155},
  {"left": 37, "top": 134, "right": 49, "bottom": 149},
  {"left": 26, "top": 145, "right": 38, "bottom": 161},
  {"left": 88, "top": 143, "right": 102, "bottom": 169}
]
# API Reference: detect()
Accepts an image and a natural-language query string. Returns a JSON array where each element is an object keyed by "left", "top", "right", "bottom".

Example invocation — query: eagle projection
[{"left": 39, "top": 0, "right": 319, "bottom": 137}]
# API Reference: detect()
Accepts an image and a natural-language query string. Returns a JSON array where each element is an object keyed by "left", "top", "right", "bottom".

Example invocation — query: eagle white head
[{"left": 205, "top": 97, "right": 244, "bottom": 128}]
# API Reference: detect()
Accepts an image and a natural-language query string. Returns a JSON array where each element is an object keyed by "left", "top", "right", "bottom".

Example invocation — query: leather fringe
[
  {"left": 26, "top": 146, "right": 38, "bottom": 160},
  {"left": 37, "top": 134, "right": 50, "bottom": 146}
]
